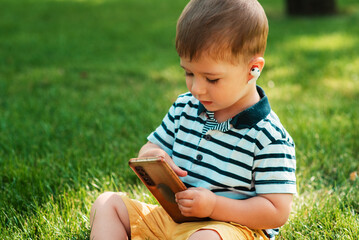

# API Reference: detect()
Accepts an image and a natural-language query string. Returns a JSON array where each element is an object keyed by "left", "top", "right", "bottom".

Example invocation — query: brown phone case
[{"left": 129, "top": 156, "right": 204, "bottom": 223}]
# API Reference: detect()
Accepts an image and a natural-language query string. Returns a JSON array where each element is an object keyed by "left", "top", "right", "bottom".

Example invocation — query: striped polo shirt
[{"left": 147, "top": 86, "right": 296, "bottom": 238}]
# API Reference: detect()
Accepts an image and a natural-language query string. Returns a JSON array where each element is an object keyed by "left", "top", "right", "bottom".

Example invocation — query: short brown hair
[{"left": 176, "top": 0, "right": 268, "bottom": 63}]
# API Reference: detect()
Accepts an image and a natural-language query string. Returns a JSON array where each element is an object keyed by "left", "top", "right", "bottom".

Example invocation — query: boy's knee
[
  {"left": 188, "top": 229, "right": 222, "bottom": 240},
  {"left": 90, "top": 192, "right": 131, "bottom": 237},
  {"left": 92, "top": 192, "right": 126, "bottom": 211},
  {"left": 91, "top": 192, "right": 130, "bottom": 223},
  {"left": 93, "top": 191, "right": 116, "bottom": 205}
]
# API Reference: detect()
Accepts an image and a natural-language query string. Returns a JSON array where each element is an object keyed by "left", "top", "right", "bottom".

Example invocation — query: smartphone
[{"left": 129, "top": 156, "right": 204, "bottom": 223}]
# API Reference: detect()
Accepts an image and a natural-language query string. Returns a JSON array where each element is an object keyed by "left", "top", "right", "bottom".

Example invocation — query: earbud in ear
[{"left": 248, "top": 67, "right": 260, "bottom": 85}]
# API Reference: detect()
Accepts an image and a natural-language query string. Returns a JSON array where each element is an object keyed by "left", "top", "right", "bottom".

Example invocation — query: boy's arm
[
  {"left": 138, "top": 141, "right": 187, "bottom": 177},
  {"left": 176, "top": 187, "right": 293, "bottom": 229}
]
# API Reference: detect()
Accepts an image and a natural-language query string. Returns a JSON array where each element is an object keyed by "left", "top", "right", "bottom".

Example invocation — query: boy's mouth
[{"left": 200, "top": 100, "right": 212, "bottom": 106}]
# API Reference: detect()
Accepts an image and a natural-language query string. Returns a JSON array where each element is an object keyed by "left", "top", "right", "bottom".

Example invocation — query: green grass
[{"left": 1, "top": 0, "right": 358, "bottom": 239}]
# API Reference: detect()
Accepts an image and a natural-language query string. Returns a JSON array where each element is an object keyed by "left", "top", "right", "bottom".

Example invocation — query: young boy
[{"left": 90, "top": 0, "right": 296, "bottom": 239}]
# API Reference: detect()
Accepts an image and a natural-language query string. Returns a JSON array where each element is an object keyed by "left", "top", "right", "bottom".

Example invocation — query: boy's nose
[{"left": 191, "top": 78, "right": 206, "bottom": 95}]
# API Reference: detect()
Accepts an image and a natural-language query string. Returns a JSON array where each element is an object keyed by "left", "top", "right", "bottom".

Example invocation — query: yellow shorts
[{"left": 120, "top": 193, "right": 268, "bottom": 240}]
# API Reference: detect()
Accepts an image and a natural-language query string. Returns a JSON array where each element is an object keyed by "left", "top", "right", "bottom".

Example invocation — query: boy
[{"left": 90, "top": 0, "right": 296, "bottom": 239}]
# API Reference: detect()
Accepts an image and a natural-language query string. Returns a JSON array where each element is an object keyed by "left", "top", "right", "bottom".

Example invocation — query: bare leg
[
  {"left": 90, "top": 192, "right": 131, "bottom": 240},
  {"left": 187, "top": 229, "right": 222, "bottom": 240}
]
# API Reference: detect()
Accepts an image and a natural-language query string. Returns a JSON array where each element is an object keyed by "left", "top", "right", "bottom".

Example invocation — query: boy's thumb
[
  {"left": 165, "top": 156, "right": 188, "bottom": 177},
  {"left": 174, "top": 166, "right": 188, "bottom": 177}
]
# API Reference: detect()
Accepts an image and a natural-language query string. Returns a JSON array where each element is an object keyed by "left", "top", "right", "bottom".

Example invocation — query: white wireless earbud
[{"left": 248, "top": 67, "right": 260, "bottom": 85}]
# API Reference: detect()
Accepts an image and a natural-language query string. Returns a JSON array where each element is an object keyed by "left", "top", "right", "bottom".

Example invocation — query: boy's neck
[{"left": 214, "top": 87, "right": 261, "bottom": 123}]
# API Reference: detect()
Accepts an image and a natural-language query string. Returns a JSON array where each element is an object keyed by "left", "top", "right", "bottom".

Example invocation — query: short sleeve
[{"left": 252, "top": 140, "right": 297, "bottom": 194}]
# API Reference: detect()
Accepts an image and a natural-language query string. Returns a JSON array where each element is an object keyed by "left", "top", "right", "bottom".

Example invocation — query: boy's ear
[
  {"left": 248, "top": 57, "right": 265, "bottom": 73},
  {"left": 247, "top": 57, "right": 265, "bottom": 84}
]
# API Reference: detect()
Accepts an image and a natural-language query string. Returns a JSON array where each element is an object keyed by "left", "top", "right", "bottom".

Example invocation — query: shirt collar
[{"left": 197, "top": 86, "right": 271, "bottom": 129}]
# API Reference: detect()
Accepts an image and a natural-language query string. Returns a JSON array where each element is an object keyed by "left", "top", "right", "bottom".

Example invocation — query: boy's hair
[{"left": 176, "top": 0, "right": 268, "bottom": 64}]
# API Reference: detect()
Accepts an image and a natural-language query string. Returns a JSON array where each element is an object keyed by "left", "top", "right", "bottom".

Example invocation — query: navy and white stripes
[{"left": 147, "top": 87, "right": 296, "bottom": 238}]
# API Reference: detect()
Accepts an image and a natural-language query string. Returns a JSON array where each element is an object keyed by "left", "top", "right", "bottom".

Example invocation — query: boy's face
[{"left": 180, "top": 55, "right": 254, "bottom": 116}]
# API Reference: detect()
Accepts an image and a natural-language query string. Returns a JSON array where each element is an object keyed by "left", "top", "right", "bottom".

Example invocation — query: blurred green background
[{"left": 1, "top": 0, "right": 358, "bottom": 239}]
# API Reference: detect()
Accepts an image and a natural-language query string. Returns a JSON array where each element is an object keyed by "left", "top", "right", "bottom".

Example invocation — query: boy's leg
[
  {"left": 90, "top": 192, "right": 131, "bottom": 240},
  {"left": 187, "top": 230, "right": 222, "bottom": 240},
  {"left": 173, "top": 221, "right": 266, "bottom": 240}
]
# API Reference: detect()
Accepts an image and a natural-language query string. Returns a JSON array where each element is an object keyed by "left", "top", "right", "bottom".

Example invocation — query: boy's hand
[
  {"left": 138, "top": 142, "right": 187, "bottom": 177},
  {"left": 175, "top": 187, "right": 217, "bottom": 218}
]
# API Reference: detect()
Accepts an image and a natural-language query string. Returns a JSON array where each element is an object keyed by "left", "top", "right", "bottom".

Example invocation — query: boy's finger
[
  {"left": 165, "top": 156, "right": 188, "bottom": 177},
  {"left": 173, "top": 166, "right": 188, "bottom": 177},
  {"left": 177, "top": 198, "right": 193, "bottom": 207},
  {"left": 176, "top": 189, "right": 194, "bottom": 200}
]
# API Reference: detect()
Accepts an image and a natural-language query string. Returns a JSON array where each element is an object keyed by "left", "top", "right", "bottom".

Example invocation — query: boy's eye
[
  {"left": 206, "top": 78, "right": 220, "bottom": 83},
  {"left": 184, "top": 71, "right": 219, "bottom": 83}
]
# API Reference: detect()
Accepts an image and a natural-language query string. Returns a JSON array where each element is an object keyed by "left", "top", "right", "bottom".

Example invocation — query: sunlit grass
[
  {"left": 285, "top": 33, "right": 357, "bottom": 51},
  {"left": 281, "top": 185, "right": 359, "bottom": 239}
]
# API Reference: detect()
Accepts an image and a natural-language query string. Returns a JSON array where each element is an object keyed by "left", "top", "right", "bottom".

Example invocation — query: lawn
[{"left": 0, "top": 0, "right": 358, "bottom": 239}]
